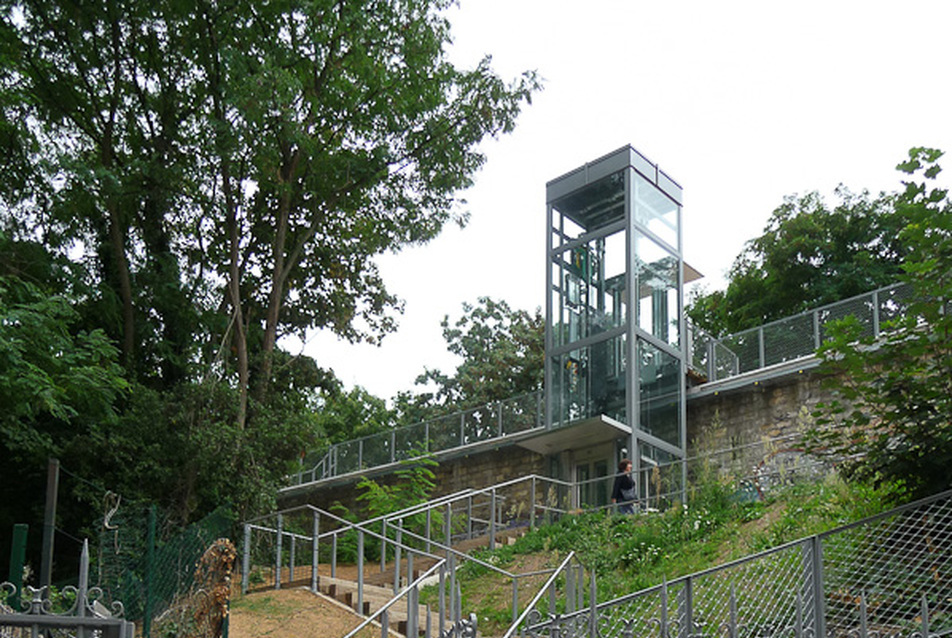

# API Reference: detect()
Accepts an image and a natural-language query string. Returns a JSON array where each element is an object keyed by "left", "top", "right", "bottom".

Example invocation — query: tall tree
[
  {"left": 807, "top": 148, "right": 952, "bottom": 500},
  {"left": 688, "top": 188, "right": 909, "bottom": 336},
  {"left": 408, "top": 297, "right": 544, "bottom": 415},
  {"left": 0, "top": 0, "right": 538, "bottom": 524}
]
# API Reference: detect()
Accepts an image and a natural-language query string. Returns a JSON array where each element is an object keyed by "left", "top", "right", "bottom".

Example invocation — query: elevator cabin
[{"left": 542, "top": 145, "right": 695, "bottom": 509}]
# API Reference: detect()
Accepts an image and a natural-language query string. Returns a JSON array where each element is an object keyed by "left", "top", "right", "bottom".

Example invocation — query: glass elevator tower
[{"left": 545, "top": 145, "right": 687, "bottom": 502}]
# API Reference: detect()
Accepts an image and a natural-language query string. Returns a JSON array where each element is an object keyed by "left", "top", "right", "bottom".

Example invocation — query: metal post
[
  {"left": 394, "top": 526, "right": 402, "bottom": 593},
  {"left": 921, "top": 593, "right": 930, "bottom": 638},
  {"left": 359, "top": 439, "right": 364, "bottom": 469},
  {"left": 512, "top": 576, "right": 519, "bottom": 623},
  {"left": 489, "top": 488, "right": 497, "bottom": 550},
  {"left": 460, "top": 412, "right": 465, "bottom": 446},
  {"left": 859, "top": 591, "right": 868, "bottom": 638},
  {"left": 467, "top": 496, "right": 473, "bottom": 540},
  {"left": 758, "top": 326, "right": 765, "bottom": 369},
  {"left": 357, "top": 530, "right": 365, "bottom": 612},
  {"left": 444, "top": 503, "right": 452, "bottom": 562},
  {"left": 729, "top": 584, "right": 738, "bottom": 638},
  {"left": 39, "top": 457, "right": 59, "bottom": 596},
  {"left": 275, "top": 514, "right": 283, "bottom": 589},
  {"left": 312, "top": 512, "right": 319, "bottom": 593},
  {"left": 408, "top": 552, "right": 414, "bottom": 589},
  {"left": 498, "top": 399, "right": 504, "bottom": 437},
  {"left": 530, "top": 477, "right": 537, "bottom": 529},
  {"left": 8, "top": 523, "right": 28, "bottom": 611},
  {"left": 242, "top": 524, "right": 251, "bottom": 595},
  {"left": 289, "top": 535, "right": 296, "bottom": 583},
  {"left": 144, "top": 506, "right": 156, "bottom": 637},
  {"left": 449, "top": 553, "right": 457, "bottom": 625},
  {"left": 77, "top": 539, "right": 89, "bottom": 638},
  {"left": 425, "top": 509, "right": 432, "bottom": 554},
  {"left": 810, "top": 535, "right": 826, "bottom": 638},
  {"left": 381, "top": 519, "right": 388, "bottom": 572},
  {"left": 331, "top": 532, "right": 337, "bottom": 579},
  {"left": 566, "top": 561, "right": 575, "bottom": 614},
  {"left": 813, "top": 309, "right": 821, "bottom": 350},
  {"left": 707, "top": 340, "right": 716, "bottom": 382},
  {"left": 872, "top": 289, "right": 881, "bottom": 337},
  {"left": 590, "top": 570, "right": 598, "bottom": 638},
  {"left": 439, "top": 564, "right": 447, "bottom": 637},
  {"left": 679, "top": 576, "right": 693, "bottom": 638}
]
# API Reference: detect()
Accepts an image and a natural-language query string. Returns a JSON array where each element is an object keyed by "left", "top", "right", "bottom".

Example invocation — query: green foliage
[
  {"left": 809, "top": 148, "right": 952, "bottom": 500},
  {"left": 405, "top": 297, "right": 544, "bottom": 418},
  {"left": 0, "top": 0, "right": 538, "bottom": 548},
  {"left": 688, "top": 188, "right": 907, "bottom": 335},
  {"left": 315, "top": 384, "right": 396, "bottom": 446}
]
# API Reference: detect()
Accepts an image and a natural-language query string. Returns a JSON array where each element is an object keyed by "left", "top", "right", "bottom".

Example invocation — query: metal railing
[
  {"left": 690, "top": 282, "right": 913, "bottom": 382},
  {"left": 1, "top": 540, "right": 135, "bottom": 638},
  {"left": 291, "top": 282, "right": 913, "bottom": 489},
  {"left": 508, "top": 488, "right": 952, "bottom": 638},
  {"left": 291, "top": 390, "right": 544, "bottom": 486}
]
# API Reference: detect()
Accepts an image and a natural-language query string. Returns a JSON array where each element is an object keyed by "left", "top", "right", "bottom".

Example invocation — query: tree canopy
[
  {"left": 688, "top": 188, "right": 909, "bottom": 336},
  {"left": 808, "top": 148, "right": 952, "bottom": 500},
  {"left": 0, "top": 0, "right": 539, "bottom": 549},
  {"left": 400, "top": 297, "right": 544, "bottom": 420}
]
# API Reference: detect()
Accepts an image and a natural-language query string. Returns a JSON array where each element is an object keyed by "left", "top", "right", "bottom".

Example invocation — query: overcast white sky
[{"left": 303, "top": 1, "right": 952, "bottom": 401}]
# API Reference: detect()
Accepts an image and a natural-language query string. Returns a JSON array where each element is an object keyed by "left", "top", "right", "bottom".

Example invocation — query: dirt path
[{"left": 229, "top": 588, "right": 378, "bottom": 638}]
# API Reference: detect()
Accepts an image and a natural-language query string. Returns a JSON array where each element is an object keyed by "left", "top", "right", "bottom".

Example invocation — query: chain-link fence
[
  {"left": 512, "top": 489, "right": 952, "bottom": 638},
  {"left": 691, "top": 282, "right": 913, "bottom": 382},
  {"left": 95, "top": 504, "right": 235, "bottom": 637}
]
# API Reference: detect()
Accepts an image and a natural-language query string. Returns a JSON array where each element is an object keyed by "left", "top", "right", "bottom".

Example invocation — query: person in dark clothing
[{"left": 611, "top": 458, "right": 636, "bottom": 514}]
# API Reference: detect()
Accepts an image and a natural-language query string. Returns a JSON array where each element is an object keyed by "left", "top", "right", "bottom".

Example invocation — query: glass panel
[
  {"left": 551, "top": 334, "right": 627, "bottom": 427},
  {"left": 550, "top": 171, "right": 625, "bottom": 238},
  {"left": 632, "top": 170, "right": 678, "bottom": 248},
  {"left": 634, "top": 232, "right": 680, "bottom": 348},
  {"left": 637, "top": 339, "right": 681, "bottom": 447},
  {"left": 551, "top": 228, "right": 626, "bottom": 348}
]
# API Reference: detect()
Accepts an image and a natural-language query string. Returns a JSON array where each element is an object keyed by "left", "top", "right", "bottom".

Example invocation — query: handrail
[{"left": 502, "top": 551, "right": 579, "bottom": 638}]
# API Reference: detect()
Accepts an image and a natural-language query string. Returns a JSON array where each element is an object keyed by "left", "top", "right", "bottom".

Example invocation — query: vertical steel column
[
  {"left": 758, "top": 326, "right": 765, "bottom": 369},
  {"left": 391, "top": 430, "right": 396, "bottom": 464},
  {"left": 590, "top": 570, "right": 598, "bottom": 638},
  {"left": 460, "top": 412, "right": 465, "bottom": 446},
  {"left": 566, "top": 562, "right": 575, "bottom": 613},
  {"left": 425, "top": 509, "right": 432, "bottom": 554},
  {"left": 275, "top": 514, "right": 283, "bottom": 590},
  {"left": 393, "top": 526, "right": 403, "bottom": 593},
  {"left": 921, "top": 594, "right": 931, "bottom": 638},
  {"left": 511, "top": 575, "right": 519, "bottom": 622},
  {"left": 77, "top": 540, "right": 89, "bottom": 638},
  {"left": 813, "top": 309, "right": 821, "bottom": 350},
  {"left": 331, "top": 532, "right": 337, "bottom": 578},
  {"left": 489, "top": 488, "right": 497, "bottom": 550},
  {"left": 872, "top": 289, "right": 881, "bottom": 337},
  {"left": 381, "top": 519, "right": 388, "bottom": 572},
  {"left": 679, "top": 576, "right": 693, "bottom": 638},
  {"left": 498, "top": 399, "right": 504, "bottom": 436},
  {"left": 530, "top": 477, "right": 537, "bottom": 529},
  {"left": 357, "top": 530, "right": 364, "bottom": 613},
  {"left": 810, "top": 535, "right": 826, "bottom": 638},
  {"left": 408, "top": 552, "right": 414, "bottom": 589},
  {"left": 358, "top": 439, "right": 363, "bottom": 469},
  {"left": 467, "top": 496, "right": 473, "bottom": 540},
  {"left": 242, "top": 525, "right": 251, "bottom": 595},
  {"left": 311, "top": 512, "right": 319, "bottom": 593},
  {"left": 439, "top": 564, "right": 446, "bottom": 638},
  {"left": 289, "top": 535, "right": 296, "bottom": 583},
  {"left": 444, "top": 503, "right": 452, "bottom": 562}
]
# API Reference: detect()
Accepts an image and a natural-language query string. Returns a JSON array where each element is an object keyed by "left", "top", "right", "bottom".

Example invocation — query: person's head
[{"left": 618, "top": 458, "right": 632, "bottom": 473}]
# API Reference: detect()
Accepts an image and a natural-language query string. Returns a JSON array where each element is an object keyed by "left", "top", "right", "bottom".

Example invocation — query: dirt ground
[{"left": 229, "top": 588, "right": 377, "bottom": 638}]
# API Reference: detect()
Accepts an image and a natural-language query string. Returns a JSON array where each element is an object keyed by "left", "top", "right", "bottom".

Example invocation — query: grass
[{"left": 434, "top": 474, "right": 907, "bottom": 636}]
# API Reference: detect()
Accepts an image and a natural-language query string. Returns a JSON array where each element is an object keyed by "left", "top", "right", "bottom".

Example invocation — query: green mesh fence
[{"left": 94, "top": 503, "right": 235, "bottom": 637}]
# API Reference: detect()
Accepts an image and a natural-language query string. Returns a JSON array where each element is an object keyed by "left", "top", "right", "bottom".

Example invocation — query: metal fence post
[
  {"left": 353, "top": 528, "right": 364, "bottom": 609},
  {"left": 391, "top": 430, "right": 396, "bottom": 463},
  {"left": 289, "top": 534, "right": 296, "bottom": 583},
  {"left": 425, "top": 509, "right": 432, "bottom": 554},
  {"left": 439, "top": 563, "right": 447, "bottom": 638},
  {"left": 813, "top": 309, "right": 821, "bottom": 350},
  {"left": 331, "top": 531, "right": 337, "bottom": 578},
  {"left": 381, "top": 519, "right": 388, "bottom": 572},
  {"left": 312, "top": 512, "right": 319, "bottom": 593},
  {"left": 758, "top": 326, "right": 765, "bottom": 369},
  {"left": 445, "top": 503, "right": 452, "bottom": 562},
  {"left": 590, "top": 569, "right": 598, "bottom": 638},
  {"left": 498, "top": 400, "right": 504, "bottom": 437},
  {"left": 490, "top": 488, "right": 497, "bottom": 550},
  {"left": 810, "top": 535, "right": 826, "bottom": 638},
  {"left": 512, "top": 576, "right": 519, "bottom": 623},
  {"left": 275, "top": 514, "right": 283, "bottom": 589},
  {"left": 531, "top": 477, "right": 537, "bottom": 529},
  {"left": 679, "top": 576, "right": 693, "bottom": 638},
  {"left": 394, "top": 526, "right": 402, "bottom": 593}
]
